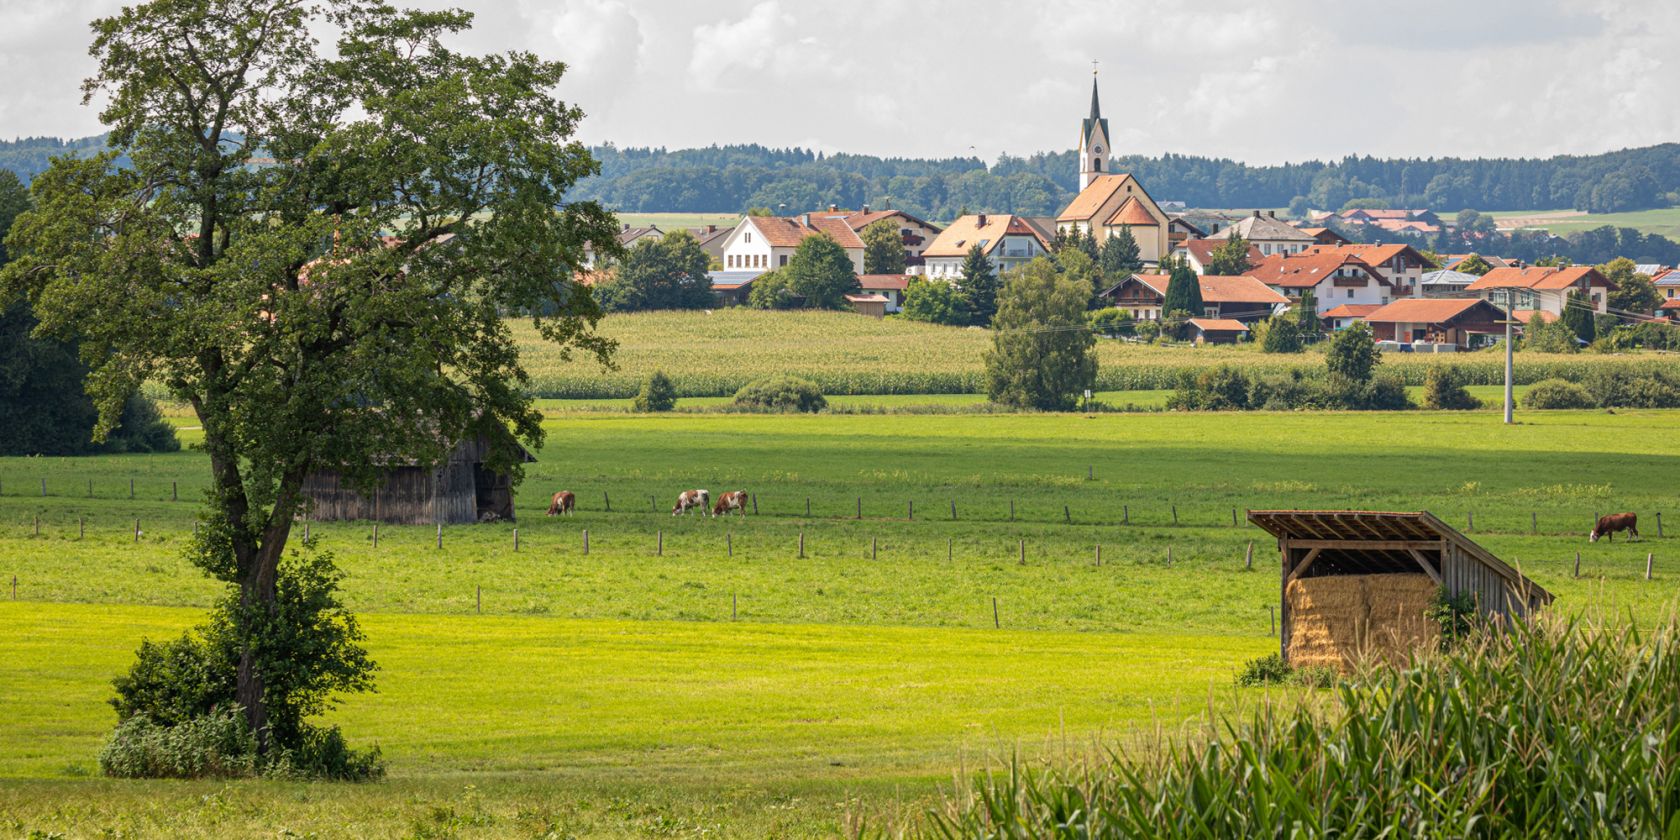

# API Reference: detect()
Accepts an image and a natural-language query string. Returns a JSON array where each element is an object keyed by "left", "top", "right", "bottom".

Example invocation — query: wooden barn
[
  {"left": 1248, "top": 510, "right": 1553, "bottom": 671},
  {"left": 301, "top": 436, "right": 535, "bottom": 525}
]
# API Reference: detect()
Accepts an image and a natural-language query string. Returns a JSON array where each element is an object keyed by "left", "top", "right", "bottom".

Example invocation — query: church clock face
[{"left": 1094, "top": 146, "right": 1103, "bottom": 155}]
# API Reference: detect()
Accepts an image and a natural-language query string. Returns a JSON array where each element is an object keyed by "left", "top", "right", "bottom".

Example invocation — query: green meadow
[{"left": 3, "top": 408, "right": 1679, "bottom": 836}]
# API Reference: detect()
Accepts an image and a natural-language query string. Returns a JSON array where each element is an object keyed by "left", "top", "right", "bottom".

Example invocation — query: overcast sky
[{"left": 1, "top": 0, "right": 1675, "bottom": 166}]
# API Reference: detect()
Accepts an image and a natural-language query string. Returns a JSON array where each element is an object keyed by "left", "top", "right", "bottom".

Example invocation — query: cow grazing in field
[
  {"left": 1590, "top": 512, "right": 1639, "bottom": 542},
  {"left": 673, "top": 489, "right": 711, "bottom": 516},
  {"left": 546, "top": 490, "right": 575, "bottom": 516},
  {"left": 712, "top": 491, "right": 749, "bottom": 517}
]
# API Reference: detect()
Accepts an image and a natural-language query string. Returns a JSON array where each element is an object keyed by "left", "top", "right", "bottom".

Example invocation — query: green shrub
[
  {"left": 1425, "top": 590, "right": 1478, "bottom": 650},
  {"left": 928, "top": 617, "right": 1680, "bottom": 838},
  {"left": 732, "top": 376, "right": 827, "bottom": 412},
  {"left": 98, "top": 707, "right": 257, "bottom": 779},
  {"left": 1583, "top": 366, "right": 1680, "bottom": 408},
  {"left": 1087, "top": 307, "right": 1132, "bottom": 337},
  {"left": 1422, "top": 366, "right": 1480, "bottom": 410},
  {"left": 1256, "top": 317, "right": 1302, "bottom": 353},
  {"left": 1235, "top": 654, "right": 1291, "bottom": 686},
  {"left": 1525, "top": 378, "right": 1595, "bottom": 409},
  {"left": 632, "top": 370, "right": 677, "bottom": 412}
]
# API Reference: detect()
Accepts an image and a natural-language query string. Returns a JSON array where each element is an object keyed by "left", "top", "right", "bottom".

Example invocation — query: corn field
[
  {"left": 513, "top": 310, "right": 1677, "bottom": 398},
  {"left": 921, "top": 614, "right": 1680, "bottom": 838}
]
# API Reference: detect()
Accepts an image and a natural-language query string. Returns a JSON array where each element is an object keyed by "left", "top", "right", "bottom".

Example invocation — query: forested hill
[
  {"left": 575, "top": 143, "right": 1680, "bottom": 219},
  {"left": 6, "top": 134, "right": 1679, "bottom": 220}
]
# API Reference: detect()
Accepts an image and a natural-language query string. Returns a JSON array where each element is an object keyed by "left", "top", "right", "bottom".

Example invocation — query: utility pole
[{"left": 1501, "top": 289, "right": 1514, "bottom": 425}]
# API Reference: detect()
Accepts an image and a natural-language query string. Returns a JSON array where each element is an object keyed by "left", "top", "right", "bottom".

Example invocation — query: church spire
[
  {"left": 1078, "top": 63, "right": 1111, "bottom": 191},
  {"left": 1089, "top": 71, "right": 1102, "bottom": 123}
]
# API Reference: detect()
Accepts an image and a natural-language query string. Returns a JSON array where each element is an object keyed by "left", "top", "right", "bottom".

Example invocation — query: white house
[
  {"left": 1306, "top": 243, "right": 1436, "bottom": 298},
  {"left": 1205, "top": 211, "right": 1316, "bottom": 258},
  {"left": 717, "top": 214, "right": 865, "bottom": 278},
  {"left": 1244, "top": 251, "right": 1396, "bottom": 316},
  {"left": 1465, "top": 266, "right": 1615, "bottom": 318},
  {"left": 808, "top": 206, "right": 943, "bottom": 271},
  {"left": 921, "top": 214, "right": 1052, "bottom": 280}
]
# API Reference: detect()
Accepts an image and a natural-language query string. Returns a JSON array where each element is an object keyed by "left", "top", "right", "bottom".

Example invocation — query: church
[{"left": 1054, "top": 72, "right": 1175, "bottom": 265}]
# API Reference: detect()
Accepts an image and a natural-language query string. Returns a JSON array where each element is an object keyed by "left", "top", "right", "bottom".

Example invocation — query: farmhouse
[
  {"left": 809, "top": 207, "right": 943, "bottom": 270},
  {"left": 1361, "top": 298, "right": 1506, "bottom": 349},
  {"left": 1299, "top": 226, "right": 1351, "bottom": 246},
  {"left": 1101, "top": 273, "right": 1286, "bottom": 322},
  {"left": 1248, "top": 510, "right": 1552, "bottom": 671},
  {"left": 718, "top": 214, "right": 865, "bottom": 277},
  {"left": 1305, "top": 243, "right": 1435, "bottom": 297},
  {"left": 1205, "top": 210, "right": 1316, "bottom": 257},
  {"left": 301, "top": 436, "right": 535, "bottom": 525},
  {"left": 1466, "top": 265, "right": 1616, "bottom": 317},
  {"left": 922, "top": 214, "right": 1052, "bottom": 279},
  {"left": 1175, "top": 237, "right": 1264, "bottom": 276},
  {"left": 1244, "top": 251, "right": 1395, "bottom": 316}
]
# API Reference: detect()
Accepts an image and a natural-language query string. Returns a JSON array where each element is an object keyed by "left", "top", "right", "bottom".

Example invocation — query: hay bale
[{"left": 1287, "top": 573, "right": 1440, "bottom": 671}]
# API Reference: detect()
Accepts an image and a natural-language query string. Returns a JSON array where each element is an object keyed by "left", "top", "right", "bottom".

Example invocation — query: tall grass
[
  {"left": 923, "top": 615, "right": 1680, "bottom": 838},
  {"left": 511, "top": 310, "right": 1676, "bottom": 398}
]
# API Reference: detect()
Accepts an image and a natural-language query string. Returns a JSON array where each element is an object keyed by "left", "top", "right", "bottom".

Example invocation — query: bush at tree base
[
  {"left": 1421, "top": 366, "right": 1480, "bottom": 410},
  {"left": 732, "top": 376, "right": 827, "bottom": 412},
  {"left": 1524, "top": 378, "right": 1596, "bottom": 409},
  {"left": 922, "top": 616, "right": 1680, "bottom": 837}
]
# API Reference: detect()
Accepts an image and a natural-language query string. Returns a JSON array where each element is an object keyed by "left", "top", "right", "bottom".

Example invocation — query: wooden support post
[
  {"left": 1095, "top": 544, "right": 1102, "bottom": 566},
  {"left": 1088, "top": 465, "right": 1093, "bottom": 481},
  {"left": 512, "top": 528, "right": 519, "bottom": 552},
  {"left": 806, "top": 497, "right": 811, "bottom": 517},
  {"left": 129, "top": 478, "right": 134, "bottom": 499},
  {"left": 1231, "top": 507, "right": 1238, "bottom": 527},
  {"left": 907, "top": 499, "right": 914, "bottom": 520},
  {"left": 1646, "top": 552, "right": 1654, "bottom": 581},
  {"left": 41, "top": 477, "right": 47, "bottom": 497},
  {"left": 193, "top": 521, "right": 198, "bottom": 537},
  {"left": 871, "top": 536, "right": 877, "bottom": 560},
  {"left": 1245, "top": 541, "right": 1254, "bottom": 570},
  {"left": 1123, "top": 505, "right": 1129, "bottom": 525},
  {"left": 10, "top": 575, "right": 15, "bottom": 600},
  {"left": 649, "top": 495, "right": 655, "bottom": 512},
  {"left": 1532, "top": 511, "right": 1538, "bottom": 534},
  {"left": 732, "top": 592, "right": 737, "bottom": 621},
  {"left": 134, "top": 519, "right": 140, "bottom": 542},
  {"left": 947, "top": 538, "right": 952, "bottom": 561},
  {"left": 1573, "top": 551, "right": 1581, "bottom": 578},
  {"left": 303, "top": 522, "right": 309, "bottom": 542},
  {"left": 1063, "top": 505, "right": 1070, "bottom": 523},
  {"left": 727, "top": 531, "right": 733, "bottom": 557},
  {"left": 372, "top": 523, "right": 378, "bottom": 547},
  {"left": 1167, "top": 546, "right": 1173, "bottom": 565},
  {"left": 583, "top": 529, "right": 589, "bottom": 555},
  {"left": 950, "top": 500, "right": 957, "bottom": 520},
  {"left": 1269, "top": 605, "right": 1276, "bottom": 635},
  {"left": 172, "top": 481, "right": 177, "bottom": 502},
  {"left": 79, "top": 517, "right": 84, "bottom": 539},
  {"left": 436, "top": 523, "right": 442, "bottom": 549},
  {"left": 604, "top": 491, "right": 611, "bottom": 512},
  {"left": 657, "top": 530, "right": 663, "bottom": 556},
  {"left": 1172, "top": 505, "right": 1178, "bottom": 526},
  {"left": 476, "top": 585, "right": 481, "bottom": 614},
  {"left": 33, "top": 516, "right": 39, "bottom": 537},
  {"left": 992, "top": 597, "right": 999, "bottom": 629},
  {"left": 855, "top": 497, "right": 860, "bottom": 519},
  {"left": 752, "top": 495, "right": 759, "bottom": 515},
  {"left": 1018, "top": 539, "right": 1026, "bottom": 565},
  {"left": 1467, "top": 511, "right": 1474, "bottom": 531},
  {"left": 798, "top": 531, "right": 805, "bottom": 559}
]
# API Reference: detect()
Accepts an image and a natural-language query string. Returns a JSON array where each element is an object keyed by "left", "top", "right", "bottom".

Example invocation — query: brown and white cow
[
  {"left": 1590, "top": 512, "right": 1639, "bottom": 542},
  {"left": 546, "top": 490, "right": 575, "bottom": 516},
  {"left": 673, "top": 489, "right": 711, "bottom": 516},
  {"left": 712, "top": 491, "right": 749, "bottom": 517}
]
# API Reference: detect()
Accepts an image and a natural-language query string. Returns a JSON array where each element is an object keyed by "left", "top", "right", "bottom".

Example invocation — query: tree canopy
[
  {"left": 786, "top": 234, "right": 860, "bottom": 309},
  {"left": 958, "top": 244, "right": 1000, "bottom": 326},
  {"left": 1098, "top": 226, "right": 1142, "bottom": 283},
  {"left": 0, "top": 0, "right": 618, "bottom": 769},
  {"left": 861, "top": 219, "right": 906, "bottom": 275},
  {"left": 1206, "top": 234, "right": 1254, "bottom": 276},
  {"left": 984, "top": 257, "right": 1097, "bottom": 410},
  {"left": 1161, "top": 256, "right": 1205, "bottom": 318},
  {"left": 596, "top": 230, "right": 713, "bottom": 312},
  {"left": 900, "top": 277, "right": 969, "bottom": 326}
]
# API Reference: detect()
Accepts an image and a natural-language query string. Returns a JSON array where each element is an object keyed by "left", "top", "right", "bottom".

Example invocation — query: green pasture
[
  {"left": 612, "top": 212, "right": 742, "bottom": 232},
  {"left": 1478, "top": 206, "right": 1680, "bottom": 240},
  {"left": 3, "top": 408, "right": 1680, "bottom": 836}
]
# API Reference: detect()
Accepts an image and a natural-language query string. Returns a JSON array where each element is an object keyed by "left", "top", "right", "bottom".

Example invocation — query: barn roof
[{"left": 1247, "top": 509, "right": 1553, "bottom": 604}]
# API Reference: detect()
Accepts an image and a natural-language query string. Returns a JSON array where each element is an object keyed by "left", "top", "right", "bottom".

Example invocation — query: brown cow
[
  {"left": 712, "top": 490, "right": 749, "bottom": 516},
  {"left": 1590, "top": 512, "right": 1639, "bottom": 542},
  {"left": 546, "top": 490, "right": 575, "bottom": 516},
  {"left": 673, "top": 489, "right": 711, "bottom": 516}
]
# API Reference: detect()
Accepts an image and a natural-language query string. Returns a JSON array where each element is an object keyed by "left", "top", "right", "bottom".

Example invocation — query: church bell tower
[{"left": 1078, "top": 67, "right": 1110, "bottom": 191}]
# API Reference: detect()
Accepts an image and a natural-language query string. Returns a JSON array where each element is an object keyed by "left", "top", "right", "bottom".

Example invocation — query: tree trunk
[{"left": 234, "top": 481, "right": 301, "bottom": 755}]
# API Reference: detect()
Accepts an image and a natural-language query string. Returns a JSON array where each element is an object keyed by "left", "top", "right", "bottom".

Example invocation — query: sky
[{"left": 0, "top": 0, "right": 1676, "bottom": 166}]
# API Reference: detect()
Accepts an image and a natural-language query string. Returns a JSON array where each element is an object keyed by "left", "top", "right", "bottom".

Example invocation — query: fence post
[
  {"left": 657, "top": 530, "right": 663, "bottom": 556},
  {"left": 907, "top": 500, "right": 913, "bottom": 520},
  {"left": 950, "top": 500, "right": 956, "bottom": 520},
  {"left": 947, "top": 538, "right": 952, "bottom": 561},
  {"left": 88, "top": 479, "right": 92, "bottom": 498},
  {"left": 1659, "top": 512, "right": 1665, "bottom": 538},
  {"left": 727, "top": 531, "right": 733, "bottom": 557},
  {"left": 172, "top": 481, "right": 178, "bottom": 502},
  {"left": 1018, "top": 539, "right": 1025, "bottom": 565},
  {"left": 10, "top": 575, "right": 15, "bottom": 600},
  {"left": 1172, "top": 505, "right": 1178, "bottom": 526},
  {"left": 303, "top": 521, "right": 309, "bottom": 542},
  {"left": 41, "top": 477, "right": 47, "bottom": 497},
  {"left": 1467, "top": 511, "right": 1474, "bottom": 532},
  {"left": 871, "top": 536, "right": 877, "bottom": 560},
  {"left": 753, "top": 495, "right": 759, "bottom": 515},
  {"left": 1245, "top": 541, "right": 1254, "bottom": 570},
  {"left": 1573, "top": 551, "right": 1581, "bottom": 578},
  {"left": 798, "top": 531, "right": 805, "bottom": 559},
  {"left": 992, "top": 597, "right": 999, "bottom": 629},
  {"left": 650, "top": 495, "right": 655, "bottom": 512},
  {"left": 1088, "top": 465, "right": 1093, "bottom": 481},
  {"left": 806, "top": 497, "right": 811, "bottom": 517},
  {"left": 1269, "top": 605, "right": 1276, "bottom": 635},
  {"left": 476, "top": 585, "right": 481, "bottom": 614},
  {"left": 1166, "top": 546, "right": 1174, "bottom": 565},
  {"left": 604, "top": 491, "right": 611, "bottom": 512},
  {"left": 583, "top": 529, "right": 589, "bottom": 555},
  {"left": 79, "top": 517, "right": 84, "bottom": 539},
  {"left": 134, "top": 518, "right": 140, "bottom": 542},
  {"left": 1647, "top": 552, "right": 1654, "bottom": 581},
  {"left": 129, "top": 478, "right": 134, "bottom": 499},
  {"left": 34, "top": 516, "right": 39, "bottom": 537},
  {"left": 732, "top": 592, "right": 737, "bottom": 621},
  {"left": 1063, "top": 505, "right": 1070, "bottom": 523},
  {"left": 1095, "top": 544, "right": 1102, "bottom": 566},
  {"left": 512, "top": 528, "right": 519, "bottom": 552},
  {"left": 855, "top": 497, "right": 860, "bottom": 519},
  {"left": 1123, "top": 504, "right": 1129, "bottom": 525},
  {"left": 1231, "top": 507, "right": 1237, "bottom": 527},
  {"left": 1009, "top": 500, "right": 1015, "bottom": 521},
  {"left": 372, "top": 522, "right": 378, "bottom": 547},
  {"left": 436, "top": 523, "right": 442, "bottom": 549},
  {"left": 1532, "top": 511, "right": 1537, "bottom": 534}
]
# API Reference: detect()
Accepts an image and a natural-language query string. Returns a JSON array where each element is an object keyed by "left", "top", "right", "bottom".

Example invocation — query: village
[{"left": 583, "top": 75, "right": 1664, "bottom": 352}]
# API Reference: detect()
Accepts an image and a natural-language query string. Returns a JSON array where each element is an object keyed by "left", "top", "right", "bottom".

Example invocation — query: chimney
[
  {"left": 861, "top": 203, "right": 871, "bottom": 214},
  {"left": 801, "top": 213, "right": 811, "bottom": 228},
  {"left": 706, "top": 224, "right": 716, "bottom": 234},
  {"left": 1268, "top": 210, "right": 1277, "bottom": 218},
  {"left": 977, "top": 213, "right": 988, "bottom": 227},
  {"left": 1210, "top": 222, "right": 1219, "bottom": 234},
  {"left": 829, "top": 203, "right": 838, "bottom": 212},
  {"left": 1253, "top": 209, "right": 1261, "bottom": 218},
  {"left": 622, "top": 223, "right": 630, "bottom": 232}
]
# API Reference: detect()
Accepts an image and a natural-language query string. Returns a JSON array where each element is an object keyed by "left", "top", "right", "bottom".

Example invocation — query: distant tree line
[{"left": 8, "top": 135, "right": 1680, "bottom": 235}]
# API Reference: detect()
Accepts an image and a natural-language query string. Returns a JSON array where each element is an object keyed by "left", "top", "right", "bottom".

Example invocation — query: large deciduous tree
[
  {"left": 0, "top": 0, "right": 618, "bottom": 760},
  {"left": 861, "top": 219, "right": 906, "bottom": 275},
  {"left": 786, "top": 233, "right": 859, "bottom": 309},
  {"left": 1206, "top": 233, "right": 1254, "bottom": 276},
  {"left": 597, "top": 230, "right": 713, "bottom": 312},
  {"left": 984, "top": 257, "right": 1096, "bottom": 411}
]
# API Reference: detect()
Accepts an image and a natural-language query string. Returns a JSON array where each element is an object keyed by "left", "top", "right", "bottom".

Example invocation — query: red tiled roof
[
  {"left": 1197, "top": 274, "right": 1289, "bottom": 305},
  {"left": 1106, "top": 197, "right": 1159, "bottom": 227},
  {"left": 1305, "top": 243, "right": 1432, "bottom": 269},
  {"left": 1181, "top": 237, "right": 1262, "bottom": 269},
  {"left": 1321, "top": 304, "right": 1383, "bottom": 319},
  {"left": 1659, "top": 299, "right": 1680, "bottom": 311},
  {"left": 857, "top": 274, "right": 912, "bottom": 291},
  {"left": 1513, "top": 309, "right": 1560, "bottom": 323},
  {"left": 1466, "top": 266, "right": 1612, "bottom": 291},
  {"left": 922, "top": 214, "right": 1050, "bottom": 259},
  {"left": 1245, "top": 251, "right": 1392, "bottom": 289},
  {"left": 1363, "top": 298, "right": 1500, "bottom": 324},
  {"left": 1187, "top": 317, "right": 1248, "bottom": 332},
  {"left": 1056, "top": 173, "right": 1149, "bottom": 222},
  {"left": 747, "top": 215, "right": 865, "bottom": 249}
]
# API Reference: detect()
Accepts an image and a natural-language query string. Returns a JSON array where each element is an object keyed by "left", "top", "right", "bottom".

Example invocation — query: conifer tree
[
  {"left": 1161, "top": 255, "right": 1205, "bottom": 317},
  {"left": 1099, "top": 226, "right": 1143, "bottom": 283},
  {"left": 958, "top": 244, "right": 1000, "bottom": 326}
]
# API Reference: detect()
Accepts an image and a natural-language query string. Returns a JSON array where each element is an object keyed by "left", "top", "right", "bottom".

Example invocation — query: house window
[
  {"left": 1347, "top": 289, "right": 1354, "bottom": 298},
  {"left": 745, "top": 233, "right": 752, "bottom": 243},
  {"left": 779, "top": 254, "right": 788, "bottom": 267}
]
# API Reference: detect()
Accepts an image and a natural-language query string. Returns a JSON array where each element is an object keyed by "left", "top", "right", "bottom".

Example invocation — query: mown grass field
[
  {"left": 1481, "top": 206, "right": 1680, "bottom": 240},
  {"left": 3, "top": 408, "right": 1679, "bottom": 836},
  {"left": 513, "top": 309, "right": 1662, "bottom": 398}
]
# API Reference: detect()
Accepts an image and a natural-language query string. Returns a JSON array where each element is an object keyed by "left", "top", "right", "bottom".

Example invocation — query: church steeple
[{"left": 1078, "top": 66, "right": 1111, "bottom": 191}]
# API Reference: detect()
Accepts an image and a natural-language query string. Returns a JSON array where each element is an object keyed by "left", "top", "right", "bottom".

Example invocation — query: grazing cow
[
  {"left": 673, "top": 489, "right": 711, "bottom": 516},
  {"left": 546, "top": 490, "right": 575, "bottom": 516},
  {"left": 712, "top": 491, "right": 749, "bottom": 517},
  {"left": 1590, "top": 512, "right": 1639, "bottom": 543}
]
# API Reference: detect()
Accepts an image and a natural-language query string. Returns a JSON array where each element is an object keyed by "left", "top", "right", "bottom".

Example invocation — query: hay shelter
[
  {"left": 1248, "top": 510, "right": 1553, "bottom": 671},
  {"left": 300, "top": 436, "right": 535, "bottom": 525}
]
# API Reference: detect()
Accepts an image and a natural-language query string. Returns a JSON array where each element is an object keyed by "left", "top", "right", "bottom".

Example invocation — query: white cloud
[{"left": 687, "top": 2, "right": 791, "bottom": 90}]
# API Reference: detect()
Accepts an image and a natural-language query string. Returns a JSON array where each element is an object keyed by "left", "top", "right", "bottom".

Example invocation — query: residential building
[
  {"left": 1654, "top": 268, "right": 1680, "bottom": 302},
  {"left": 1320, "top": 303, "right": 1382, "bottom": 331},
  {"left": 1167, "top": 216, "right": 1204, "bottom": 247},
  {"left": 1465, "top": 266, "right": 1616, "bottom": 317},
  {"left": 1336, "top": 208, "right": 1440, "bottom": 227},
  {"left": 1299, "top": 226, "right": 1351, "bottom": 246},
  {"left": 921, "top": 214, "right": 1051, "bottom": 280},
  {"left": 1303, "top": 244, "right": 1435, "bottom": 297},
  {"left": 1244, "top": 251, "right": 1396, "bottom": 315},
  {"left": 1443, "top": 253, "right": 1518, "bottom": 272},
  {"left": 808, "top": 206, "right": 943, "bottom": 270},
  {"left": 1099, "top": 273, "right": 1286, "bottom": 323},
  {"left": 583, "top": 223, "right": 666, "bottom": 269},
  {"left": 717, "top": 214, "right": 865, "bottom": 278},
  {"left": 1362, "top": 298, "right": 1507, "bottom": 349},
  {"left": 1420, "top": 269, "right": 1480, "bottom": 296},
  {"left": 1205, "top": 210, "right": 1316, "bottom": 257},
  {"left": 684, "top": 224, "right": 734, "bottom": 265},
  {"left": 1175, "top": 237, "right": 1263, "bottom": 276}
]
